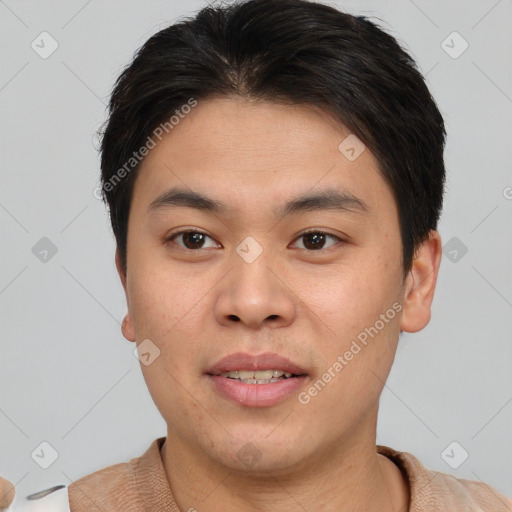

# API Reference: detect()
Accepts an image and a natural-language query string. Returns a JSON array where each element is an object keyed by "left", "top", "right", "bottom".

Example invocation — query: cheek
[
  {"left": 302, "top": 255, "right": 402, "bottom": 383},
  {"left": 140, "top": 359, "right": 210, "bottom": 448},
  {"left": 128, "top": 265, "right": 215, "bottom": 394},
  {"left": 128, "top": 260, "right": 204, "bottom": 340},
  {"left": 301, "top": 260, "right": 389, "bottom": 329}
]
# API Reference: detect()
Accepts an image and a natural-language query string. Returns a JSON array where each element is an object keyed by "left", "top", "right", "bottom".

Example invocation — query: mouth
[
  {"left": 216, "top": 369, "right": 304, "bottom": 384},
  {"left": 206, "top": 352, "right": 309, "bottom": 407}
]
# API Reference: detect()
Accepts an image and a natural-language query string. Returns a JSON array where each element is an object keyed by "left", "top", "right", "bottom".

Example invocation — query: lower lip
[{"left": 208, "top": 375, "right": 308, "bottom": 407}]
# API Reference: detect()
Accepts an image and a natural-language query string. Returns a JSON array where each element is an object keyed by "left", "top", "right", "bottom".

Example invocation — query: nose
[{"left": 214, "top": 246, "right": 296, "bottom": 330}]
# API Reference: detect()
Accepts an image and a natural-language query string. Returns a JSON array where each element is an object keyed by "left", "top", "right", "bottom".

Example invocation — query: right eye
[{"left": 166, "top": 229, "right": 221, "bottom": 250}]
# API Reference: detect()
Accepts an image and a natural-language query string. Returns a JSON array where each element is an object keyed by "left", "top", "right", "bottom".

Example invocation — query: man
[{"left": 2, "top": 0, "right": 511, "bottom": 510}]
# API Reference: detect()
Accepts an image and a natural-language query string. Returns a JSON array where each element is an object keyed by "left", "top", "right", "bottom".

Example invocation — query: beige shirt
[{"left": 67, "top": 437, "right": 512, "bottom": 511}]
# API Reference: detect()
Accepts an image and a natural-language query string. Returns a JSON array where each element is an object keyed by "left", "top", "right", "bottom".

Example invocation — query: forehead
[{"left": 131, "top": 97, "right": 396, "bottom": 222}]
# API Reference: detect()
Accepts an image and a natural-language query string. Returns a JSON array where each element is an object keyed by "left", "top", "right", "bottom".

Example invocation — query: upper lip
[{"left": 207, "top": 352, "right": 307, "bottom": 376}]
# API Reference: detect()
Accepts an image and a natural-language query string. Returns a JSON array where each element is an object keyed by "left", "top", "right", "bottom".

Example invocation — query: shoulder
[
  {"left": 67, "top": 438, "right": 165, "bottom": 511},
  {"left": 427, "top": 470, "right": 512, "bottom": 511},
  {"left": 377, "top": 444, "right": 512, "bottom": 511},
  {"left": 2, "top": 438, "right": 166, "bottom": 512},
  {"left": 67, "top": 437, "right": 171, "bottom": 512},
  {"left": 67, "top": 458, "right": 136, "bottom": 511}
]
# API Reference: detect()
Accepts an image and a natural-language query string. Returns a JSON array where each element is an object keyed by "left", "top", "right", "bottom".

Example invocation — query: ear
[
  {"left": 400, "top": 230, "right": 443, "bottom": 333},
  {"left": 115, "top": 248, "right": 136, "bottom": 343}
]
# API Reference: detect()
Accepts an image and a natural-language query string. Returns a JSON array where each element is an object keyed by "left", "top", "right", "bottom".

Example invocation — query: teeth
[
  {"left": 239, "top": 378, "right": 282, "bottom": 384},
  {"left": 220, "top": 369, "right": 294, "bottom": 379},
  {"left": 255, "top": 370, "right": 273, "bottom": 379},
  {"left": 239, "top": 370, "right": 259, "bottom": 380}
]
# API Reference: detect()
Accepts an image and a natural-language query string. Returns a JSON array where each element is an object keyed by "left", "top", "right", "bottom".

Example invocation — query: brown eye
[
  {"left": 293, "top": 231, "right": 342, "bottom": 251},
  {"left": 168, "top": 230, "right": 219, "bottom": 250}
]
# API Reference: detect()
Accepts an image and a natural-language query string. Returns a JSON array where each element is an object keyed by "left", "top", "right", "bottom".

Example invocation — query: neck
[{"left": 161, "top": 413, "right": 410, "bottom": 512}]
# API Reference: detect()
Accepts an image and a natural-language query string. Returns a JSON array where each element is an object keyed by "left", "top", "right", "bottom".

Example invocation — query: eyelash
[{"left": 165, "top": 228, "right": 345, "bottom": 253}]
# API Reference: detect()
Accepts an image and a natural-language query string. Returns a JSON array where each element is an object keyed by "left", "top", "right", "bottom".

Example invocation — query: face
[{"left": 117, "top": 97, "right": 440, "bottom": 474}]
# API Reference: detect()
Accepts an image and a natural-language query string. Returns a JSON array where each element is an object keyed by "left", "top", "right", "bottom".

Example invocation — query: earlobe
[
  {"left": 399, "top": 230, "right": 443, "bottom": 333},
  {"left": 122, "top": 313, "right": 137, "bottom": 342}
]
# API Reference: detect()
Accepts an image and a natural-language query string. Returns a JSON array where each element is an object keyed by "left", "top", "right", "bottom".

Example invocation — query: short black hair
[{"left": 99, "top": 0, "right": 446, "bottom": 278}]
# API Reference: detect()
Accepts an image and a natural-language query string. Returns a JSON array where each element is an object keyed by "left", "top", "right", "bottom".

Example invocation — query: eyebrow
[{"left": 147, "top": 186, "right": 369, "bottom": 218}]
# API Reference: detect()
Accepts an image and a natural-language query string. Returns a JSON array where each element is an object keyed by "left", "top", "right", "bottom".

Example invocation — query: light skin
[{"left": 116, "top": 97, "right": 442, "bottom": 511}]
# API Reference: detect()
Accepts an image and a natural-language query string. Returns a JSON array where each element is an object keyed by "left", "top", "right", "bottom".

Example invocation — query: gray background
[{"left": 1, "top": 0, "right": 511, "bottom": 501}]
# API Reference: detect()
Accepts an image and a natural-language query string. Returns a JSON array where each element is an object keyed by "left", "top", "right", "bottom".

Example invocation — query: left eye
[{"left": 292, "top": 231, "right": 342, "bottom": 251}]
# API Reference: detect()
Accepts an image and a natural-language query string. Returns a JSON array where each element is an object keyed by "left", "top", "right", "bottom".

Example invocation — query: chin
[{"left": 208, "top": 429, "right": 311, "bottom": 475}]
